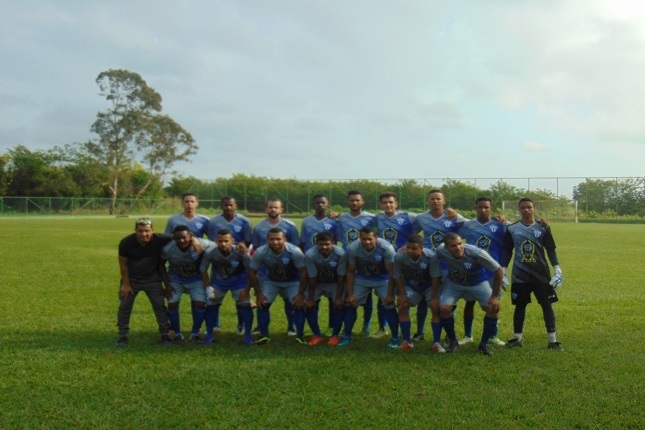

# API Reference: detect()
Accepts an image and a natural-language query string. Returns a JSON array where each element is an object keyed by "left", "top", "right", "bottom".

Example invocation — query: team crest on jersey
[
  {"left": 420, "top": 262, "right": 428, "bottom": 270},
  {"left": 347, "top": 229, "right": 359, "bottom": 244},
  {"left": 360, "top": 220, "right": 369, "bottom": 226},
  {"left": 444, "top": 221, "right": 452, "bottom": 228},
  {"left": 330, "top": 261, "right": 337, "bottom": 268},
  {"left": 489, "top": 225, "right": 498, "bottom": 233},
  {"left": 281, "top": 257, "right": 290, "bottom": 265},
  {"left": 375, "top": 255, "right": 383, "bottom": 262},
  {"left": 234, "top": 226, "right": 242, "bottom": 232},
  {"left": 534, "top": 230, "right": 542, "bottom": 238},
  {"left": 396, "top": 218, "right": 405, "bottom": 225},
  {"left": 477, "top": 236, "right": 491, "bottom": 251},
  {"left": 520, "top": 240, "right": 537, "bottom": 263},
  {"left": 196, "top": 222, "right": 204, "bottom": 229},
  {"left": 464, "top": 262, "right": 472, "bottom": 270},
  {"left": 231, "top": 261, "right": 239, "bottom": 268},
  {"left": 451, "top": 270, "right": 467, "bottom": 285},
  {"left": 383, "top": 228, "right": 397, "bottom": 244},
  {"left": 430, "top": 231, "right": 444, "bottom": 250},
  {"left": 323, "top": 223, "right": 332, "bottom": 230}
]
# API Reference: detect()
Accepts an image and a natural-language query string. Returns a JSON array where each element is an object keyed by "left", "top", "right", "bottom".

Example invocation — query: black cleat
[
  {"left": 116, "top": 336, "right": 128, "bottom": 347},
  {"left": 479, "top": 344, "right": 493, "bottom": 356},
  {"left": 446, "top": 341, "right": 459, "bottom": 353},
  {"left": 547, "top": 342, "right": 563, "bottom": 351},
  {"left": 160, "top": 334, "right": 173, "bottom": 345},
  {"left": 505, "top": 338, "right": 523, "bottom": 348}
]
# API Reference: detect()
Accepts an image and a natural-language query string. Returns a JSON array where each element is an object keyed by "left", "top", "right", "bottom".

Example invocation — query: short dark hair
[
  {"left": 266, "top": 198, "right": 283, "bottom": 207},
  {"left": 316, "top": 231, "right": 334, "bottom": 243},
  {"left": 217, "top": 228, "right": 233, "bottom": 236},
  {"left": 347, "top": 190, "right": 363, "bottom": 198},
  {"left": 519, "top": 197, "right": 535, "bottom": 207},
  {"left": 173, "top": 224, "right": 191, "bottom": 234},
  {"left": 443, "top": 232, "right": 461, "bottom": 244},
  {"left": 428, "top": 189, "right": 444, "bottom": 196},
  {"left": 379, "top": 191, "right": 398, "bottom": 202},
  {"left": 475, "top": 196, "right": 492, "bottom": 204},
  {"left": 406, "top": 234, "right": 424, "bottom": 247},
  {"left": 359, "top": 226, "right": 377, "bottom": 236},
  {"left": 267, "top": 227, "right": 285, "bottom": 237},
  {"left": 181, "top": 192, "right": 198, "bottom": 200},
  {"left": 312, "top": 194, "right": 328, "bottom": 202},
  {"left": 221, "top": 196, "right": 236, "bottom": 204}
]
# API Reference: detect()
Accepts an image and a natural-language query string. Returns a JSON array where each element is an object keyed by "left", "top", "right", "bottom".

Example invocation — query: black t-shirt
[{"left": 119, "top": 233, "right": 172, "bottom": 282}]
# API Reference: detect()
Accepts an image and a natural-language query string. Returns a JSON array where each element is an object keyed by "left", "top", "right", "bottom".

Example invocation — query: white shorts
[{"left": 440, "top": 279, "right": 493, "bottom": 309}]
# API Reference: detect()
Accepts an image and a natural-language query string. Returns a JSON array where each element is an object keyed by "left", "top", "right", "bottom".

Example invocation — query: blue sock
[
  {"left": 236, "top": 305, "right": 244, "bottom": 329},
  {"left": 306, "top": 306, "right": 322, "bottom": 337},
  {"left": 385, "top": 308, "right": 399, "bottom": 340},
  {"left": 441, "top": 316, "right": 457, "bottom": 342},
  {"left": 191, "top": 307, "right": 206, "bottom": 335},
  {"left": 363, "top": 293, "right": 373, "bottom": 329},
  {"left": 294, "top": 308, "right": 306, "bottom": 338},
  {"left": 401, "top": 321, "right": 411, "bottom": 342},
  {"left": 431, "top": 321, "right": 442, "bottom": 343},
  {"left": 464, "top": 315, "right": 474, "bottom": 338},
  {"left": 492, "top": 325, "right": 499, "bottom": 338},
  {"left": 417, "top": 301, "right": 428, "bottom": 334},
  {"left": 284, "top": 298, "right": 295, "bottom": 331},
  {"left": 331, "top": 307, "right": 344, "bottom": 337},
  {"left": 258, "top": 307, "right": 270, "bottom": 338},
  {"left": 241, "top": 305, "right": 253, "bottom": 343},
  {"left": 377, "top": 298, "right": 387, "bottom": 330},
  {"left": 344, "top": 306, "right": 358, "bottom": 339},
  {"left": 204, "top": 305, "right": 217, "bottom": 335},
  {"left": 168, "top": 307, "right": 181, "bottom": 334},
  {"left": 480, "top": 316, "right": 498, "bottom": 347}
]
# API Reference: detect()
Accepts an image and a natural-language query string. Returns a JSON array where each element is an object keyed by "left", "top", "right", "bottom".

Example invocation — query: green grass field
[{"left": 1, "top": 217, "right": 643, "bottom": 429}]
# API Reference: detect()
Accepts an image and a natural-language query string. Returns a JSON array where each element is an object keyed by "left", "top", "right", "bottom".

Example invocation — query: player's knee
[
  {"left": 439, "top": 305, "right": 453, "bottom": 319},
  {"left": 193, "top": 301, "right": 206, "bottom": 310}
]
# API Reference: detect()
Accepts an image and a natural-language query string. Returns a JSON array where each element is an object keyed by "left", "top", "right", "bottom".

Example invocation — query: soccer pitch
[{"left": 1, "top": 217, "right": 643, "bottom": 429}]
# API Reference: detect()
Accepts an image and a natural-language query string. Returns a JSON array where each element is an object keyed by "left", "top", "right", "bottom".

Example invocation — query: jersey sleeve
[
  {"left": 383, "top": 242, "right": 396, "bottom": 264},
  {"left": 476, "top": 249, "right": 501, "bottom": 273},
  {"left": 392, "top": 254, "right": 403, "bottom": 279},
  {"left": 199, "top": 249, "right": 214, "bottom": 273},
  {"left": 304, "top": 254, "right": 318, "bottom": 278},
  {"left": 291, "top": 248, "right": 306, "bottom": 269},
  {"left": 337, "top": 252, "right": 348, "bottom": 276},
  {"left": 249, "top": 249, "right": 264, "bottom": 271}
]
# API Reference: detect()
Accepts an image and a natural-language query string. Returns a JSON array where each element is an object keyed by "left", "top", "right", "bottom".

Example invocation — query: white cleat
[
  {"left": 432, "top": 342, "right": 446, "bottom": 353},
  {"left": 488, "top": 336, "right": 506, "bottom": 346},
  {"left": 458, "top": 336, "right": 473, "bottom": 346}
]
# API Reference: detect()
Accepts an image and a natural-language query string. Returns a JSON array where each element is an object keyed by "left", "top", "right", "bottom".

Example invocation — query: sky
[{"left": 1, "top": 0, "right": 644, "bottom": 191}]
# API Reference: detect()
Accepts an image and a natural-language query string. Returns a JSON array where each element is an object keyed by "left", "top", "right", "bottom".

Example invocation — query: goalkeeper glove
[
  {"left": 501, "top": 267, "right": 510, "bottom": 291},
  {"left": 549, "top": 266, "right": 563, "bottom": 290}
]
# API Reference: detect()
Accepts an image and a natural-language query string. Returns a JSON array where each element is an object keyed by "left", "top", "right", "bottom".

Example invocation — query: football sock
[
  {"left": 540, "top": 301, "right": 557, "bottom": 333},
  {"left": 548, "top": 332, "right": 558, "bottom": 343},
  {"left": 236, "top": 304, "right": 244, "bottom": 329},
  {"left": 331, "top": 307, "right": 344, "bottom": 337},
  {"left": 513, "top": 303, "right": 528, "bottom": 334},
  {"left": 480, "top": 316, "right": 498, "bottom": 347},
  {"left": 514, "top": 333, "right": 523, "bottom": 340},
  {"left": 400, "top": 320, "right": 411, "bottom": 342},
  {"left": 258, "top": 307, "right": 270, "bottom": 338},
  {"left": 204, "top": 305, "right": 217, "bottom": 335},
  {"left": 385, "top": 308, "right": 399, "bottom": 340},
  {"left": 417, "top": 300, "right": 428, "bottom": 334},
  {"left": 284, "top": 298, "right": 295, "bottom": 331},
  {"left": 241, "top": 305, "right": 254, "bottom": 342},
  {"left": 431, "top": 321, "right": 442, "bottom": 343},
  {"left": 377, "top": 298, "right": 387, "bottom": 330},
  {"left": 293, "top": 308, "right": 306, "bottom": 338},
  {"left": 362, "top": 292, "right": 373, "bottom": 329},
  {"left": 168, "top": 307, "right": 180, "bottom": 334},
  {"left": 344, "top": 306, "right": 358, "bottom": 339},
  {"left": 492, "top": 324, "right": 499, "bottom": 338},
  {"left": 306, "top": 305, "right": 322, "bottom": 337},
  {"left": 464, "top": 315, "right": 474, "bottom": 338},
  {"left": 212, "top": 304, "right": 221, "bottom": 330},
  {"left": 191, "top": 307, "right": 206, "bottom": 335},
  {"left": 440, "top": 316, "right": 457, "bottom": 342}
]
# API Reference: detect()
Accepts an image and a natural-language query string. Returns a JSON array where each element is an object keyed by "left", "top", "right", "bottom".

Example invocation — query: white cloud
[{"left": 523, "top": 141, "right": 548, "bottom": 152}]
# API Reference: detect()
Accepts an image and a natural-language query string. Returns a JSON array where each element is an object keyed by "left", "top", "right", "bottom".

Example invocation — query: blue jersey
[
  {"left": 459, "top": 219, "right": 506, "bottom": 264},
  {"left": 501, "top": 221, "right": 559, "bottom": 285},
  {"left": 164, "top": 213, "right": 210, "bottom": 238},
  {"left": 304, "top": 245, "right": 347, "bottom": 284},
  {"left": 300, "top": 215, "right": 339, "bottom": 251},
  {"left": 347, "top": 237, "right": 395, "bottom": 281},
  {"left": 161, "top": 238, "right": 216, "bottom": 283},
  {"left": 337, "top": 211, "right": 376, "bottom": 248},
  {"left": 434, "top": 243, "right": 500, "bottom": 286},
  {"left": 199, "top": 245, "right": 250, "bottom": 289},
  {"left": 251, "top": 218, "right": 300, "bottom": 249},
  {"left": 206, "top": 213, "right": 252, "bottom": 244},
  {"left": 375, "top": 211, "right": 417, "bottom": 250},
  {"left": 250, "top": 243, "right": 305, "bottom": 283},
  {"left": 412, "top": 211, "right": 467, "bottom": 250},
  {"left": 392, "top": 248, "right": 436, "bottom": 291}
]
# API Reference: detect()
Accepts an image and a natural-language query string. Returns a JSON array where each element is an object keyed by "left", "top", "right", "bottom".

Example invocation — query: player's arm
[
  {"left": 305, "top": 276, "right": 317, "bottom": 309},
  {"left": 395, "top": 277, "right": 409, "bottom": 309},
  {"left": 345, "top": 264, "right": 356, "bottom": 307},
  {"left": 333, "top": 275, "right": 346, "bottom": 310},
  {"left": 245, "top": 268, "right": 266, "bottom": 307},
  {"left": 158, "top": 258, "right": 173, "bottom": 299},
  {"left": 292, "top": 266, "right": 308, "bottom": 309},
  {"left": 118, "top": 256, "right": 134, "bottom": 299},
  {"left": 383, "top": 263, "right": 395, "bottom": 306},
  {"left": 429, "top": 276, "right": 441, "bottom": 312},
  {"left": 485, "top": 267, "right": 502, "bottom": 314},
  {"left": 544, "top": 228, "right": 563, "bottom": 289},
  {"left": 200, "top": 268, "right": 216, "bottom": 302}
]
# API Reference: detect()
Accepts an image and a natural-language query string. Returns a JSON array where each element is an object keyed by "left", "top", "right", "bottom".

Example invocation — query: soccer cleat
[
  {"left": 328, "top": 336, "right": 340, "bottom": 346},
  {"left": 373, "top": 329, "right": 389, "bottom": 339},
  {"left": 432, "top": 342, "right": 446, "bottom": 353},
  {"left": 338, "top": 337, "right": 352, "bottom": 347},
  {"left": 243, "top": 336, "right": 254, "bottom": 346},
  {"left": 237, "top": 326, "right": 245, "bottom": 336},
  {"left": 387, "top": 339, "right": 400, "bottom": 349},
  {"left": 295, "top": 337, "right": 307, "bottom": 345},
  {"left": 505, "top": 338, "right": 523, "bottom": 348},
  {"left": 115, "top": 336, "right": 128, "bottom": 347},
  {"left": 287, "top": 329, "right": 297, "bottom": 337},
  {"left": 479, "top": 344, "right": 493, "bottom": 356},
  {"left": 547, "top": 342, "right": 563, "bottom": 351},
  {"left": 255, "top": 337, "right": 270, "bottom": 345},
  {"left": 308, "top": 335, "right": 326, "bottom": 346},
  {"left": 173, "top": 333, "right": 184, "bottom": 342},
  {"left": 202, "top": 335, "right": 215, "bottom": 345},
  {"left": 361, "top": 326, "right": 371, "bottom": 338},
  {"left": 446, "top": 341, "right": 459, "bottom": 353},
  {"left": 411, "top": 332, "right": 425, "bottom": 342},
  {"left": 251, "top": 326, "right": 261, "bottom": 335},
  {"left": 189, "top": 333, "right": 201, "bottom": 343},
  {"left": 160, "top": 334, "right": 173, "bottom": 345},
  {"left": 488, "top": 336, "right": 506, "bottom": 346},
  {"left": 458, "top": 336, "right": 473, "bottom": 346},
  {"left": 325, "top": 327, "right": 334, "bottom": 337},
  {"left": 401, "top": 341, "right": 414, "bottom": 350}
]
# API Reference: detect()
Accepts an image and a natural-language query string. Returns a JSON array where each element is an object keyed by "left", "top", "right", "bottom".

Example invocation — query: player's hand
[
  {"left": 485, "top": 296, "right": 500, "bottom": 315},
  {"left": 163, "top": 287, "right": 172, "bottom": 300},
  {"left": 333, "top": 296, "right": 344, "bottom": 310},
  {"left": 397, "top": 295, "right": 411, "bottom": 309},
  {"left": 191, "top": 237, "right": 205, "bottom": 254},
  {"left": 206, "top": 286, "right": 216, "bottom": 301},
  {"left": 493, "top": 215, "right": 507, "bottom": 224},
  {"left": 238, "top": 289, "right": 249, "bottom": 303},
  {"left": 383, "top": 294, "right": 394, "bottom": 307},
  {"left": 119, "top": 284, "right": 134, "bottom": 299},
  {"left": 429, "top": 297, "right": 440, "bottom": 312},
  {"left": 538, "top": 218, "right": 550, "bottom": 227},
  {"left": 397, "top": 245, "right": 408, "bottom": 253},
  {"left": 256, "top": 292, "right": 268, "bottom": 309},
  {"left": 550, "top": 266, "right": 563, "bottom": 290},
  {"left": 235, "top": 243, "right": 248, "bottom": 255},
  {"left": 346, "top": 294, "right": 357, "bottom": 308},
  {"left": 305, "top": 298, "right": 316, "bottom": 310},
  {"left": 292, "top": 293, "right": 305, "bottom": 309},
  {"left": 329, "top": 211, "right": 340, "bottom": 219},
  {"left": 446, "top": 208, "right": 458, "bottom": 220}
]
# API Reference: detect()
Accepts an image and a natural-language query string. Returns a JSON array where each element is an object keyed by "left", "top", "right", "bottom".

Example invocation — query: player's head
[
  {"left": 216, "top": 228, "right": 234, "bottom": 253},
  {"left": 405, "top": 234, "right": 424, "bottom": 258},
  {"left": 312, "top": 194, "right": 329, "bottom": 214},
  {"left": 427, "top": 189, "right": 445, "bottom": 211},
  {"left": 379, "top": 192, "right": 398, "bottom": 216},
  {"left": 315, "top": 230, "right": 334, "bottom": 256},
  {"left": 266, "top": 227, "right": 286, "bottom": 252},
  {"left": 359, "top": 226, "right": 378, "bottom": 251},
  {"left": 134, "top": 217, "right": 154, "bottom": 244},
  {"left": 475, "top": 196, "right": 493, "bottom": 222},
  {"left": 346, "top": 190, "right": 364, "bottom": 212},
  {"left": 220, "top": 197, "right": 237, "bottom": 216},
  {"left": 518, "top": 198, "right": 536, "bottom": 221},
  {"left": 181, "top": 193, "right": 199, "bottom": 213},
  {"left": 265, "top": 198, "right": 283, "bottom": 219},
  {"left": 173, "top": 224, "right": 194, "bottom": 250},
  {"left": 443, "top": 232, "right": 464, "bottom": 259}
]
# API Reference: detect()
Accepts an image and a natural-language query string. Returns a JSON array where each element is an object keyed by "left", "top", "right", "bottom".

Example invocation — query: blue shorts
[
  {"left": 210, "top": 284, "right": 250, "bottom": 305},
  {"left": 262, "top": 280, "right": 300, "bottom": 305},
  {"left": 440, "top": 279, "right": 493, "bottom": 309},
  {"left": 352, "top": 279, "right": 394, "bottom": 309},
  {"left": 311, "top": 283, "right": 338, "bottom": 301},
  {"left": 168, "top": 280, "right": 207, "bottom": 303}
]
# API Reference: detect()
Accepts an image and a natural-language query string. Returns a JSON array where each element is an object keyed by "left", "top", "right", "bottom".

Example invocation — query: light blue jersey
[
  {"left": 250, "top": 243, "right": 305, "bottom": 283},
  {"left": 413, "top": 211, "right": 467, "bottom": 250},
  {"left": 199, "top": 244, "right": 250, "bottom": 289},
  {"left": 164, "top": 213, "right": 210, "bottom": 238},
  {"left": 337, "top": 212, "right": 376, "bottom": 248},
  {"left": 375, "top": 211, "right": 417, "bottom": 250},
  {"left": 459, "top": 219, "right": 506, "bottom": 264},
  {"left": 347, "top": 238, "right": 395, "bottom": 282},
  {"left": 304, "top": 245, "right": 347, "bottom": 284},
  {"left": 300, "top": 215, "right": 339, "bottom": 251},
  {"left": 434, "top": 243, "right": 500, "bottom": 286},
  {"left": 251, "top": 218, "right": 300, "bottom": 249},
  {"left": 161, "top": 238, "right": 216, "bottom": 283},
  {"left": 392, "top": 248, "right": 436, "bottom": 291},
  {"left": 206, "top": 213, "right": 252, "bottom": 244}
]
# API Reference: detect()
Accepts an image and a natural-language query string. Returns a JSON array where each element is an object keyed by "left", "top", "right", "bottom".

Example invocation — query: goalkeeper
[{"left": 500, "top": 198, "right": 564, "bottom": 351}]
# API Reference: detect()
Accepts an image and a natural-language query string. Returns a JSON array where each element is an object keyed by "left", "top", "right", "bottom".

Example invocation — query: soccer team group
[{"left": 116, "top": 189, "right": 564, "bottom": 355}]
